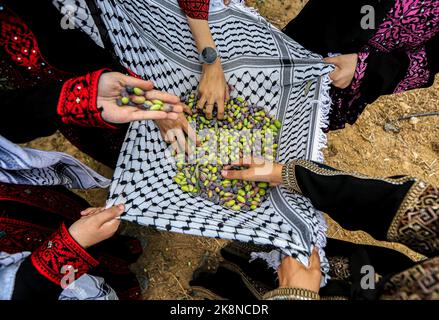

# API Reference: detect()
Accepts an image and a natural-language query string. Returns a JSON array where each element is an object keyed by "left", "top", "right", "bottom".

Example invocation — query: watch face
[{"left": 201, "top": 47, "right": 218, "bottom": 64}]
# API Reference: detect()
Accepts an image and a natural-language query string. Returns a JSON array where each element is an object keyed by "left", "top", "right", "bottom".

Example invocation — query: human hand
[
  {"left": 68, "top": 204, "right": 125, "bottom": 249},
  {"left": 97, "top": 72, "right": 184, "bottom": 123},
  {"left": 155, "top": 107, "right": 199, "bottom": 154},
  {"left": 324, "top": 54, "right": 358, "bottom": 89},
  {"left": 197, "top": 59, "right": 229, "bottom": 120},
  {"left": 221, "top": 157, "right": 284, "bottom": 186},
  {"left": 278, "top": 248, "right": 321, "bottom": 293}
]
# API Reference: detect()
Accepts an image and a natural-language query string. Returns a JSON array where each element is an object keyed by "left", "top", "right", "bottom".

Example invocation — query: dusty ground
[{"left": 26, "top": 0, "right": 438, "bottom": 300}]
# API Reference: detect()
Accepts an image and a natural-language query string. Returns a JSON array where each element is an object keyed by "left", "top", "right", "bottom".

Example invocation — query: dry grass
[{"left": 24, "top": 0, "right": 438, "bottom": 299}]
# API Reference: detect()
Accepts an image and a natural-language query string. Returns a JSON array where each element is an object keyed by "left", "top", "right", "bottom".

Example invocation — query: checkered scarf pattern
[{"left": 58, "top": 0, "right": 333, "bottom": 283}]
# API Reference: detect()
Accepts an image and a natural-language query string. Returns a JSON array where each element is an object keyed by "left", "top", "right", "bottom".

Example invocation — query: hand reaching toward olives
[{"left": 222, "top": 157, "right": 284, "bottom": 186}]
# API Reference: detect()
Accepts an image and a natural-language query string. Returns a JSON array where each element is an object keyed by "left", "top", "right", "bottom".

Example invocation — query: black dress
[{"left": 189, "top": 160, "right": 439, "bottom": 300}]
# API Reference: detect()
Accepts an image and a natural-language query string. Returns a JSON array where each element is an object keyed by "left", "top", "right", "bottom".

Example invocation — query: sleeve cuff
[
  {"left": 263, "top": 288, "right": 320, "bottom": 300},
  {"left": 30, "top": 223, "right": 99, "bottom": 286},
  {"left": 57, "top": 69, "right": 117, "bottom": 129},
  {"left": 178, "top": 0, "right": 210, "bottom": 20},
  {"left": 349, "top": 49, "right": 370, "bottom": 92}
]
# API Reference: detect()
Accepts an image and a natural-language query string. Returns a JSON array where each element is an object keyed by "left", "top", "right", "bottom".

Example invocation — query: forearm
[{"left": 187, "top": 17, "right": 217, "bottom": 53}]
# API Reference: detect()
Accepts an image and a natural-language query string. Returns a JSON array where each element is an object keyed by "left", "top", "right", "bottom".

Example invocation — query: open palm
[{"left": 97, "top": 72, "right": 183, "bottom": 124}]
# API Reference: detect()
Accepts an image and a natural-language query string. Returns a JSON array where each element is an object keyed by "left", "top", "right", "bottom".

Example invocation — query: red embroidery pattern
[
  {"left": 0, "top": 8, "right": 70, "bottom": 87},
  {"left": 0, "top": 217, "right": 52, "bottom": 254},
  {"left": 31, "top": 223, "right": 99, "bottom": 285},
  {"left": 0, "top": 183, "right": 86, "bottom": 222},
  {"left": 178, "top": 0, "right": 210, "bottom": 20},
  {"left": 57, "top": 69, "right": 116, "bottom": 128}
]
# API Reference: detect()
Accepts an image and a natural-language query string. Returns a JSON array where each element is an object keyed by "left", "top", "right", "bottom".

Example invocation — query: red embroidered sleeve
[
  {"left": 31, "top": 223, "right": 99, "bottom": 286},
  {"left": 178, "top": 0, "right": 210, "bottom": 20},
  {"left": 57, "top": 69, "right": 117, "bottom": 128}
]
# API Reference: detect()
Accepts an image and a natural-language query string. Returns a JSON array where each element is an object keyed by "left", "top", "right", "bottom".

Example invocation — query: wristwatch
[{"left": 199, "top": 47, "right": 219, "bottom": 65}]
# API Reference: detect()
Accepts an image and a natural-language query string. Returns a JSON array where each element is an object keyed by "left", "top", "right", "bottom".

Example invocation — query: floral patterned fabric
[{"left": 329, "top": 0, "right": 438, "bottom": 130}]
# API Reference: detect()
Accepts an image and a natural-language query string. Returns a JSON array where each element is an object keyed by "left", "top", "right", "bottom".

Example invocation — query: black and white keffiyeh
[
  {"left": 0, "top": 135, "right": 110, "bottom": 189},
  {"left": 57, "top": 0, "right": 333, "bottom": 283}
]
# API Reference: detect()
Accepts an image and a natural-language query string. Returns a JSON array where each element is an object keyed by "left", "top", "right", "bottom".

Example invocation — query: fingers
[
  {"left": 228, "top": 156, "right": 253, "bottom": 168},
  {"left": 166, "top": 128, "right": 186, "bottom": 154},
  {"left": 167, "top": 134, "right": 179, "bottom": 153},
  {"left": 323, "top": 56, "right": 339, "bottom": 65},
  {"left": 205, "top": 98, "right": 215, "bottom": 120},
  {"left": 186, "top": 123, "right": 201, "bottom": 147},
  {"left": 222, "top": 160, "right": 243, "bottom": 170},
  {"left": 128, "top": 109, "right": 180, "bottom": 121},
  {"left": 81, "top": 207, "right": 106, "bottom": 217},
  {"left": 328, "top": 68, "right": 347, "bottom": 88},
  {"left": 323, "top": 56, "right": 342, "bottom": 82},
  {"left": 180, "top": 117, "right": 200, "bottom": 147},
  {"left": 225, "top": 85, "right": 230, "bottom": 101},
  {"left": 122, "top": 75, "right": 154, "bottom": 91},
  {"left": 198, "top": 91, "right": 228, "bottom": 120},
  {"left": 309, "top": 248, "right": 321, "bottom": 270},
  {"left": 221, "top": 168, "right": 254, "bottom": 181},
  {"left": 102, "top": 217, "right": 121, "bottom": 231},
  {"left": 160, "top": 126, "right": 171, "bottom": 143},
  {"left": 95, "top": 204, "right": 125, "bottom": 226},
  {"left": 182, "top": 104, "right": 193, "bottom": 115},
  {"left": 145, "top": 89, "right": 180, "bottom": 104},
  {"left": 224, "top": 156, "right": 264, "bottom": 169},
  {"left": 175, "top": 129, "right": 188, "bottom": 154},
  {"left": 80, "top": 207, "right": 100, "bottom": 216},
  {"left": 217, "top": 96, "right": 225, "bottom": 120},
  {"left": 169, "top": 104, "right": 184, "bottom": 113},
  {"left": 197, "top": 95, "right": 207, "bottom": 110},
  {"left": 132, "top": 110, "right": 169, "bottom": 120},
  {"left": 156, "top": 116, "right": 196, "bottom": 154}
]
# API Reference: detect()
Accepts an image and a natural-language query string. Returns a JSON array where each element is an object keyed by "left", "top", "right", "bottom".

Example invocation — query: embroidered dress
[
  {"left": 283, "top": 0, "right": 439, "bottom": 130},
  {"left": 0, "top": 1, "right": 126, "bottom": 167},
  {"left": 0, "top": 1, "right": 145, "bottom": 299},
  {"left": 190, "top": 160, "right": 438, "bottom": 300}
]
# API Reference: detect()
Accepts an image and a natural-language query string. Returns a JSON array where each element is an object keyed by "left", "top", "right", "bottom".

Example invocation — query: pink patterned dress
[{"left": 283, "top": 0, "right": 438, "bottom": 130}]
